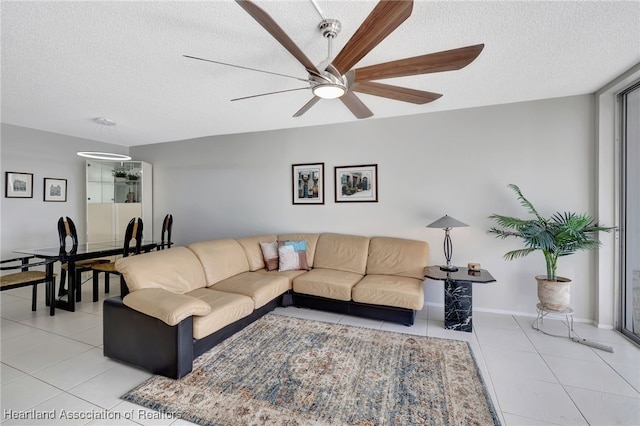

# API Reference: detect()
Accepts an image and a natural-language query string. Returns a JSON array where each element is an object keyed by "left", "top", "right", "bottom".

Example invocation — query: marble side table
[{"left": 424, "top": 266, "right": 496, "bottom": 332}]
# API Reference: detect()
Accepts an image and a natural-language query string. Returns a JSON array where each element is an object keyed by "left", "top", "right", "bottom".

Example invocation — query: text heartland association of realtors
[{"left": 3, "top": 409, "right": 178, "bottom": 421}]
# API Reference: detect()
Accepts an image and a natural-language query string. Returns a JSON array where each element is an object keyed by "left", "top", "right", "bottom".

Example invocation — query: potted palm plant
[{"left": 488, "top": 184, "right": 614, "bottom": 311}]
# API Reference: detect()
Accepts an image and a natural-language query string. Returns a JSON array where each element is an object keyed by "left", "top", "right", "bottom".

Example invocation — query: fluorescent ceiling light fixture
[
  {"left": 313, "top": 84, "right": 346, "bottom": 99},
  {"left": 76, "top": 151, "right": 132, "bottom": 161}
]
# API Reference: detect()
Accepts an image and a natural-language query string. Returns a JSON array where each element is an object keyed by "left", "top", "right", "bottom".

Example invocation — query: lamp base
[{"left": 439, "top": 265, "right": 459, "bottom": 272}]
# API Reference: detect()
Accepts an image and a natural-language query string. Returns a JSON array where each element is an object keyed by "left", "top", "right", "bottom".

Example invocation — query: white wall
[
  {"left": 1, "top": 95, "right": 606, "bottom": 321},
  {"left": 130, "top": 95, "right": 603, "bottom": 321},
  {"left": 0, "top": 124, "right": 129, "bottom": 257}
]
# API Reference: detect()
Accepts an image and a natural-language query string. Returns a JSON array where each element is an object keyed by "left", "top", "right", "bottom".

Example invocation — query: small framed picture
[
  {"left": 292, "top": 163, "right": 324, "bottom": 204},
  {"left": 335, "top": 164, "right": 378, "bottom": 203},
  {"left": 5, "top": 172, "right": 33, "bottom": 198},
  {"left": 43, "top": 178, "right": 67, "bottom": 202}
]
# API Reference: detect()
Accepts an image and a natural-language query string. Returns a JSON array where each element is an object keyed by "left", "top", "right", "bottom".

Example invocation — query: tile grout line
[{"left": 520, "top": 318, "right": 592, "bottom": 425}]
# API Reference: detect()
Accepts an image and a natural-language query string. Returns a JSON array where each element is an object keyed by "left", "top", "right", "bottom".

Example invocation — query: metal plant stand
[{"left": 533, "top": 303, "right": 575, "bottom": 338}]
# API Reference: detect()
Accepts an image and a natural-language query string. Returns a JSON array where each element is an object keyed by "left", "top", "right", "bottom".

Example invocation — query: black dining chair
[
  {"left": 1, "top": 255, "right": 58, "bottom": 315},
  {"left": 57, "top": 216, "right": 109, "bottom": 302},
  {"left": 90, "top": 217, "right": 143, "bottom": 302},
  {"left": 157, "top": 214, "right": 173, "bottom": 250}
]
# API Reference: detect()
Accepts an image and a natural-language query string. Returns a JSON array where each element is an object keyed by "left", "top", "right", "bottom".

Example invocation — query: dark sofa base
[
  {"left": 104, "top": 295, "right": 283, "bottom": 379},
  {"left": 104, "top": 290, "right": 416, "bottom": 379},
  {"left": 292, "top": 292, "right": 417, "bottom": 326}
]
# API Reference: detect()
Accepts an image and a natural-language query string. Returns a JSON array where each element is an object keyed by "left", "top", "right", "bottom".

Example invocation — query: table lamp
[{"left": 426, "top": 215, "right": 468, "bottom": 272}]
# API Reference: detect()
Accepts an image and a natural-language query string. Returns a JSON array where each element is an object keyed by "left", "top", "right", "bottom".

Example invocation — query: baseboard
[{"left": 422, "top": 302, "right": 602, "bottom": 326}]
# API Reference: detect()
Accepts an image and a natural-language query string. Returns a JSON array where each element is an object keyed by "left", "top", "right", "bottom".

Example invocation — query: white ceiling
[{"left": 2, "top": 1, "right": 639, "bottom": 147}]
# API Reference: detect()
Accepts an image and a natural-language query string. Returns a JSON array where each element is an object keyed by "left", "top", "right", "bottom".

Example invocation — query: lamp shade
[{"left": 426, "top": 215, "right": 468, "bottom": 229}]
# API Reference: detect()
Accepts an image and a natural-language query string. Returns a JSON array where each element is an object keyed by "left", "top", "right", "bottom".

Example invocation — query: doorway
[{"left": 619, "top": 82, "right": 640, "bottom": 344}]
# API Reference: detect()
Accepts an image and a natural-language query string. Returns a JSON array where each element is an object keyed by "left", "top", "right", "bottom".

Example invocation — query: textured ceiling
[{"left": 1, "top": 0, "right": 639, "bottom": 147}]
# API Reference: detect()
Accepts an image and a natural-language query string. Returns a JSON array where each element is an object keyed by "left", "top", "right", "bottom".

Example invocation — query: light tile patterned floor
[{"left": 1, "top": 280, "right": 639, "bottom": 425}]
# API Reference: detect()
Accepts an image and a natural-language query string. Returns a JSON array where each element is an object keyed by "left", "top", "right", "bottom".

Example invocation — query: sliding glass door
[{"left": 620, "top": 83, "right": 640, "bottom": 344}]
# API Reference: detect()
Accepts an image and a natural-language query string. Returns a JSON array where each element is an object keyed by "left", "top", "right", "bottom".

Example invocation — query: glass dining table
[{"left": 15, "top": 240, "right": 157, "bottom": 312}]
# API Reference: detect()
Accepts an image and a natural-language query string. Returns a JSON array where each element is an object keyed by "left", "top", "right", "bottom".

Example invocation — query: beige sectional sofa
[{"left": 103, "top": 233, "right": 429, "bottom": 378}]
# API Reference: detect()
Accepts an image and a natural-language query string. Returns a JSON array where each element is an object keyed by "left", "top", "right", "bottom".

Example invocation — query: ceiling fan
[{"left": 184, "top": 0, "right": 484, "bottom": 119}]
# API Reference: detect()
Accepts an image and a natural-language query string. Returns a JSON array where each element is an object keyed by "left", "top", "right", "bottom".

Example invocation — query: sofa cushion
[
  {"left": 352, "top": 274, "right": 425, "bottom": 310},
  {"left": 254, "top": 268, "right": 307, "bottom": 286},
  {"left": 210, "top": 271, "right": 289, "bottom": 309},
  {"left": 116, "top": 247, "right": 207, "bottom": 293},
  {"left": 313, "top": 233, "right": 370, "bottom": 274},
  {"left": 259, "top": 241, "right": 279, "bottom": 271},
  {"left": 278, "top": 240, "right": 309, "bottom": 271},
  {"left": 187, "top": 239, "right": 250, "bottom": 286},
  {"left": 187, "top": 288, "right": 254, "bottom": 340},
  {"left": 236, "top": 235, "right": 277, "bottom": 271},
  {"left": 292, "top": 268, "right": 363, "bottom": 301},
  {"left": 366, "top": 237, "right": 429, "bottom": 280},
  {"left": 277, "top": 233, "right": 321, "bottom": 267}
]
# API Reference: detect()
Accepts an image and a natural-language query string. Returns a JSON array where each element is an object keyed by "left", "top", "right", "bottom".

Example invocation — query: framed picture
[
  {"left": 335, "top": 164, "right": 378, "bottom": 203},
  {"left": 43, "top": 177, "right": 67, "bottom": 202},
  {"left": 5, "top": 172, "right": 33, "bottom": 198},
  {"left": 292, "top": 163, "right": 324, "bottom": 204}
]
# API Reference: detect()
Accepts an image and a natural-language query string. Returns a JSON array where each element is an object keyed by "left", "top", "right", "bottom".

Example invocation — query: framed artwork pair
[
  {"left": 292, "top": 163, "right": 378, "bottom": 205},
  {"left": 5, "top": 172, "right": 67, "bottom": 202}
]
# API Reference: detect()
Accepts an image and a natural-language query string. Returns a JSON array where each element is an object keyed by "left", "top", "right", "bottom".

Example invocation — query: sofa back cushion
[
  {"left": 366, "top": 237, "right": 429, "bottom": 279},
  {"left": 235, "top": 235, "right": 277, "bottom": 271},
  {"left": 277, "top": 233, "right": 321, "bottom": 267},
  {"left": 116, "top": 247, "right": 207, "bottom": 294},
  {"left": 187, "top": 239, "right": 250, "bottom": 286},
  {"left": 313, "top": 233, "right": 370, "bottom": 274}
]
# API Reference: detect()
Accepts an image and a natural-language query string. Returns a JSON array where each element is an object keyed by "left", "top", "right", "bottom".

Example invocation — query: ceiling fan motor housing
[
  {"left": 318, "top": 19, "right": 341, "bottom": 38},
  {"left": 313, "top": 19, "right": 347, "bottom": 98}
]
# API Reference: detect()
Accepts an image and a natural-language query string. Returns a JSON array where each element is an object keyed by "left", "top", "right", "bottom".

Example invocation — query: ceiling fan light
[{"left": 313, "top": 84, "right": 346, "bottom": 99}]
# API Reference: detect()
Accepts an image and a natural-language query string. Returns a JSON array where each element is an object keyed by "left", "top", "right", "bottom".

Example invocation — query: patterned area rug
[{"left": 122, "top": 313, "right": 500, "bottom": 426}]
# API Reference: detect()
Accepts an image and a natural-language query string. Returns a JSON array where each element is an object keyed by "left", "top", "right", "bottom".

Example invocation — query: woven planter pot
[{"left": 536, "top": 275, "right": 572, "bottom": 311}]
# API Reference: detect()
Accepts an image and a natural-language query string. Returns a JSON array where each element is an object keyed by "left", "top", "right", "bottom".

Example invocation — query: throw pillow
[
  {"left": 260, "top": 241, "right": 279, "bottom": 271},
  {"left": 278, "top": 240, "right": 310, "bottom": 272}
]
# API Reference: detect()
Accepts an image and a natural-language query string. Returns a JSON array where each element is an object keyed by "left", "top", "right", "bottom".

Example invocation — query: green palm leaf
[{"left": 488, "top": 184, "right": 614, "bottom": 281}]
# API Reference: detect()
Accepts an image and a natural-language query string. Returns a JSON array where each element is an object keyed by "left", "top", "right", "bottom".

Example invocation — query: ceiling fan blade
[
  {"left": 352, "top": 82, "right": 441, "bottom": 104},
  {"left": 340, "top": 92, "right": 374, "bottom": 119},
  {"left": 293, "top": 97, "right": 321, "bottom": 117},
  {"left": 183, "top": 55, "right": 313, "bottom": 83},
  {"left": 331, "top": 0, "right": 413, "bottom": 76},
  {"left": 231, "top": 87, "right": 309, "bottom": 101},
  {"left": 354, "top": 44, "right": 484, "bottom": 82},
  {"left": 236, "top": 0, "right": 320, "bottom": 75}
]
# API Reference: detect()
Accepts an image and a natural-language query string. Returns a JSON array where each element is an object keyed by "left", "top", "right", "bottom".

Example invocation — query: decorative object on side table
[
  {"left": 292, "top": 163, "right": 324, "bottom": 204},
  {"left": 488, "top": 184, "right": 614, "bottom": 311},
  {"left": 425, "top": 266, "right": 496, "bottom": 332},
  {"left": 426, "top": 215, "right": 468, "bottom": 272},
  {"left": 43, "top": 178, "right": 67, "bottom": 202},
  {"left": 5, "top": 172, "right": 33, "bottom": 198}
]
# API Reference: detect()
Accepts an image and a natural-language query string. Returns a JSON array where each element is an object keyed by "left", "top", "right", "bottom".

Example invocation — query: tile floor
[{"left": 1, "top": 281, "right": 639, "bottom": 425}]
